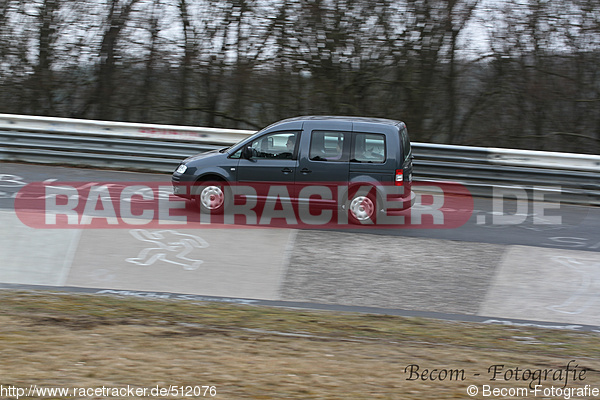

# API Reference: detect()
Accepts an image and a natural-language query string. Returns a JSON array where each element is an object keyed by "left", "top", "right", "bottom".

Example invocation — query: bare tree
[
  {"left": 177, "top": 0, "right": 194, "bottom": 125},
  {"left": 31, "top": 0, "right": 61, "bottom": 115},
  {"left": 135, "top": 0, "right": 162, "bottom": 122},
  {"left": 87, "top": 0, "right": 142, "bottom": 119},
  {"left": 443, "top": 0, "right": 480, "bottom": 144}
]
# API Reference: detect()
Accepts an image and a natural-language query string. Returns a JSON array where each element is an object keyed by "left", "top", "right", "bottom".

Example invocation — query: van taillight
[{"left": 395, "top": 169, "right": 404, "bottom": 186}]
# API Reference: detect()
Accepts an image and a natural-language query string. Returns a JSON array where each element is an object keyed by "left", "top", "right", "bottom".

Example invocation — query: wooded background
[{"left": 1, "top": 0, "right": 599, "bottom": 153}]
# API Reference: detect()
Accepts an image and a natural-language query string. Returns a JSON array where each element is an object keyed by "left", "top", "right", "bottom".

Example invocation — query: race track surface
[{"left": 2, "top": 163, "right": 599, "bottom": 331}]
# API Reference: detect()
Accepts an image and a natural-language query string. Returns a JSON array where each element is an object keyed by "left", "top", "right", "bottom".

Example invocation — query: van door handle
[
  {"left": 281, "top": 168, "right": 293, "bottom": 173},
  {"left": 301, "top": 168, "right": 312, "bottom": 174}
]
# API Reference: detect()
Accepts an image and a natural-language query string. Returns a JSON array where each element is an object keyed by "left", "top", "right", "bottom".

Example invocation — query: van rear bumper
[{"left": 380, "top": 189, "right": 416, "bottom": 215}]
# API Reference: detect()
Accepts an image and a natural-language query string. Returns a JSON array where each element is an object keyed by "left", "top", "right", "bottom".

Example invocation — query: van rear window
[{"left": 352, "top": 133, "right": 385, "bottom": 163}]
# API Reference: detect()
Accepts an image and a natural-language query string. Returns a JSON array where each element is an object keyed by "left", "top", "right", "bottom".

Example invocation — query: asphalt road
[
  {"left": 2, "top": 162, "right": 600, "bottom": 330},
  {"left": 2, "top": 162, "right": 598, "bottom": 252}
]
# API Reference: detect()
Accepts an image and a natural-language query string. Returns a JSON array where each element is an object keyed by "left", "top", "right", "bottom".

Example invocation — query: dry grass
[{"left": 0, "top": 290, "right": 599, "bottom": 399}]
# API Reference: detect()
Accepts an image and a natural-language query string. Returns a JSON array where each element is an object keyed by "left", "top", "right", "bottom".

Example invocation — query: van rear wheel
[{"left": 347, "top": 187, "right": 377, "bottom": 225}]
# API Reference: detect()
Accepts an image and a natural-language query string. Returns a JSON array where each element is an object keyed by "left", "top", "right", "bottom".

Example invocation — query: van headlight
[{"left": 176, "top": 164, "right": 188, "bottom": 174}]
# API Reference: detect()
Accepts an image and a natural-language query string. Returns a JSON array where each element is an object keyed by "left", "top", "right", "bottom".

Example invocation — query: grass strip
[{"left": 1, "top": 290, "right": 599, "bottom": 399}]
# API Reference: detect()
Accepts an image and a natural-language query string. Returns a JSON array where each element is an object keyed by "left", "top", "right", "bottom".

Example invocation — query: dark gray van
[{"left": 172, "top": 116, "right": 414, "bottom": 225}]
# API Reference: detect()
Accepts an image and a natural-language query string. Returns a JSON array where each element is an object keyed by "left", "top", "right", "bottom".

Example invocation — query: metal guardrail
[
  {"left": 0, "top": 113, "right": 254, "bottom": 144},
  {"left": 1, "top": 113, "right": 599, "bottom": 205}
]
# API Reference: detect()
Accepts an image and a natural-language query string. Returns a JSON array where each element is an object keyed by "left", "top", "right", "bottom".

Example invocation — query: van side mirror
[{"left": 242, "top": 145, "right": 253, "bottom": 159}]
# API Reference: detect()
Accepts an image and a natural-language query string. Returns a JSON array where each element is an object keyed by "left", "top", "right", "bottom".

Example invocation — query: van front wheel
[{"left": 194, "top": 181, "right": 228, "bottom": 214}]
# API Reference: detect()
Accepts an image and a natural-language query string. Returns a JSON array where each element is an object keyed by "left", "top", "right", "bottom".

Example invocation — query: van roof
[{"left": 278, "top": 115, "right": 404, "bottom": 126}]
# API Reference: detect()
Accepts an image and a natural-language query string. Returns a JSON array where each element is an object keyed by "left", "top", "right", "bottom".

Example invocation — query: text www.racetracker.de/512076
[{"left": 0, "top": 384, "right": 217, "bottom": 398}]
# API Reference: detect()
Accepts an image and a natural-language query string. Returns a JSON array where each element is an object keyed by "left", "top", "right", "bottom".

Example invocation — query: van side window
[
  {"left": 309, "top": 131, "right": 349, "bottom": 162},
  {"left": 352, "top": 133, "right": 386, "bottom": 163},
  {"left": 250, "top": 131, "right": 299, "bottom": 159}
]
